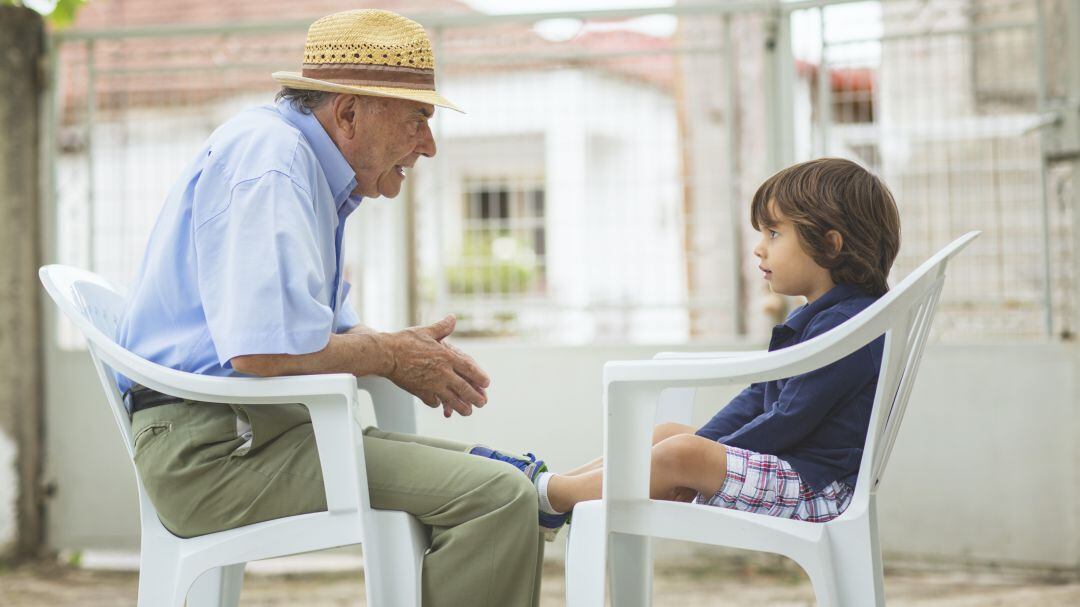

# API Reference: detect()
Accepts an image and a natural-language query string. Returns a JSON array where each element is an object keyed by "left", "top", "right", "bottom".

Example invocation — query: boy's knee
[
  {"left": 653, "top": 422, "right": 692, "bottom": 444},
  {"left": 652, "top": 433, "right": 699, "bottom": 473}
]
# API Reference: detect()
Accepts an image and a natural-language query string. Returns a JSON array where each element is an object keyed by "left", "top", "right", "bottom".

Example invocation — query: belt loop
[{"left": 123, "top": 386, "right": 136, "bottom": 419}]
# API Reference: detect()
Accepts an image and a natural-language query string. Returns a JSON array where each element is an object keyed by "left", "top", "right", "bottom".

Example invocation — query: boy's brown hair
[{"left": 750, "top": 158, "right": 901, "bottom": 296}]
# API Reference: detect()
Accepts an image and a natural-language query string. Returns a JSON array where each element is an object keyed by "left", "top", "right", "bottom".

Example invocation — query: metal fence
[
  {"left": 46, "top": 0, "right": 1079, "bottom": 348},
  {"left": 810, "top": 0, "right": 1069, "bottom": 339}
]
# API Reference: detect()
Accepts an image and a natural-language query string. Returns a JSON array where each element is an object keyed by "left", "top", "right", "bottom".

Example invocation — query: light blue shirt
[{"left": 116, "top": 100, "right": 363, "bottom": 393}]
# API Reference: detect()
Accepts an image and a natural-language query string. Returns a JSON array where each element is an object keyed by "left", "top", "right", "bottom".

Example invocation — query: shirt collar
[
  {"left": 781, "top": 283, "right": 868, "bottom": 333},
  {"left": 276, "top": 99, "right": 359, "bottom": 213},
  {"left": 339, "top": 193, "right": 363, "bottom": 222}
]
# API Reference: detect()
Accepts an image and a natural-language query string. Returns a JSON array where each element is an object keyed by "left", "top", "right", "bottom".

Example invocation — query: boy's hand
[{"left": 671, "top": 487, "right": 697, "bottom": 503}]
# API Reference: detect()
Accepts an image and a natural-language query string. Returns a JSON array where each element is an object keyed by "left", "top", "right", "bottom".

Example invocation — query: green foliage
[
  {"left": 446, "top": 232, "right": 538, "bottom": 295},
  {"left": 1, "top": 0, "right": 88, "bottom": 28},
  {"left": 49, "top": 0, "right": 87, "bottom": 27},
  {"left": 447, "top": 263, "right": 534, "bottom": 296}
]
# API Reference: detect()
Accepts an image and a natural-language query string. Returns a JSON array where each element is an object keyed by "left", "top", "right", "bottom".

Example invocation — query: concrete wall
[
  {"left": 41, "top": 340, "right": 1079, "bottom": 570},
  {"left": 877, "top": 343, "right": 1078, "bottom": 568}
]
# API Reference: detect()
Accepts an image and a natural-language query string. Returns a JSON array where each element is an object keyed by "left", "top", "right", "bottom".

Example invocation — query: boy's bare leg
[
  {"left": 562, "top": 422, "right": 698, "bottom": 477},
  {"left": 547, "top": 434, "right": 728, "bottom": 513}
]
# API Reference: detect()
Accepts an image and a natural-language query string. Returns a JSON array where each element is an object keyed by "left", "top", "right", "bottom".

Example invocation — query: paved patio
[{"left": 1, "top": 556, "right": 1078, "bottom": 606}]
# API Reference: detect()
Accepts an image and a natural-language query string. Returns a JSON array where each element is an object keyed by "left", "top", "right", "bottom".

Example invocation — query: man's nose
[{"left": 417, "top": 124, "right": 436, "bottom": 158}]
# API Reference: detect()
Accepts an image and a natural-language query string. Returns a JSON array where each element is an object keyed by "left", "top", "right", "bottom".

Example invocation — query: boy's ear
[{"left": 826, "top": 230, "right": 843, "bottom": 259}]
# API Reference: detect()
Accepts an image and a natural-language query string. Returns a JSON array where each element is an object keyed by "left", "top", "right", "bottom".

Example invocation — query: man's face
[{"left": 324, "top": 95, "right": 437, "bottom": 199}]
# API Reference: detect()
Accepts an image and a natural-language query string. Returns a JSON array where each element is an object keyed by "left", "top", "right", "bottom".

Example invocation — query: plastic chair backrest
[
  {"left": 39, "top": 265, "right": 138, "bottom": 461},
  {"left": 856, "top": 232, "right": 979, "bottom": 497}
]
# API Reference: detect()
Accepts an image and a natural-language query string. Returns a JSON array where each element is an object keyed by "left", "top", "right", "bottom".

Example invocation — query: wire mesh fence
[
  {"left": 804, "top": 0, "right": 1059, "bottom": 339},
  {"left": 48, "top": 0, "right": 1077, "bottom": 348}
]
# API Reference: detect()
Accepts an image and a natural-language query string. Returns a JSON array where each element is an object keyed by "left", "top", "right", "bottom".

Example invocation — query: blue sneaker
[
  {"left": 469, "top": 445, "right": 568, "bottom": 540},
  {"left": 539, "top": 510, "right": 570, "bottom": 542},
  {"left": 468, "top": 445, "right": 548, "bottom": 481}
]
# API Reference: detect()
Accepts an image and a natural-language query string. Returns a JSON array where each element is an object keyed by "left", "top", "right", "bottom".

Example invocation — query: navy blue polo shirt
[{"left": 697, "top": 283, "right": 884, "bottom": 491}]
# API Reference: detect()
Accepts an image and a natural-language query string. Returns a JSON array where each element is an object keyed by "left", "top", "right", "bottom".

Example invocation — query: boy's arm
[{"left": 717, "top": 311, "right": 882, "bottom": 453}]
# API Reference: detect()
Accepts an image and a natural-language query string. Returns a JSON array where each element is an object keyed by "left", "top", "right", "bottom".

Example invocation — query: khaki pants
[{"left": 132, "top": 401, "right": 544, "bottom": 607}]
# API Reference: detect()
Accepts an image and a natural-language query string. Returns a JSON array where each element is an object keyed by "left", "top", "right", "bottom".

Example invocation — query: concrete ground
[{"left": 1, "top": 556, "right": 1078, "bottom": 606}]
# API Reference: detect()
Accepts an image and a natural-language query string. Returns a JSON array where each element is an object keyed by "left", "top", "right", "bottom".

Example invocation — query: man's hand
[
  {"left": 382, "top": 315, "right": 491, "bottom": 417},
  {"left": 232, "top": 316, "right": 489, "bottom": 418}
]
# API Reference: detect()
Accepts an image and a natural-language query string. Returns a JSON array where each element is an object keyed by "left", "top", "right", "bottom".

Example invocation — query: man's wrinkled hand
[{"left": 383, "top": 315, "right": 491, "bottom": 417}]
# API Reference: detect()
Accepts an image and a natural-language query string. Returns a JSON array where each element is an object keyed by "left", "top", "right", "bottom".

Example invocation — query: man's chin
[
  {"left": 355, "top": 185, "right": 402, "bottom": 199},
  {"left": 376, "top": 178, "right": 404, "bottom": 199}
]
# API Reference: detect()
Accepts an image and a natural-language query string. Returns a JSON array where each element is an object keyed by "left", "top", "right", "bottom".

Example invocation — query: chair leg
[
  {"left": 565, "top": 501, "right": 607, "bottom": 607},
  {"left": 609, "top": 532, "right": 651, "bottom": 607},
  {"left": 187, "top": 563, "right": 245, "bottom": 607},
  {"left": 363, "top": 511, "right": 428, "bottom": 607},
  {"left": 827, "top": 514, "right": 885, "bottom": 606},
  {"left": 137, "top": 547, "right": 186, "bottom": 607},
  {"left": 800, "top": 557, "right": 840, "bottom": 607}
]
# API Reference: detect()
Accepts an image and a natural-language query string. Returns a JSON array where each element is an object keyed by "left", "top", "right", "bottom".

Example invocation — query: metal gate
[
  {"left": 44, "top": 0, "right": 1080, "bottom": 348},
  {"left": 36, "top": 0, "right": 1080, "bottom": 555}
]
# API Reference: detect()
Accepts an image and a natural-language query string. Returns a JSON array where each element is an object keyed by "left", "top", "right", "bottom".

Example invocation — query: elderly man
[{"left": 115, "top": 10, "right": 544, "bottom": 607}]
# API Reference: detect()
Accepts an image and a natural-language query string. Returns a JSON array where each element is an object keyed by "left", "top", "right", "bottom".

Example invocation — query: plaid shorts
[{"left": 695, "top": 445, "right": 853, "bottom": 523}]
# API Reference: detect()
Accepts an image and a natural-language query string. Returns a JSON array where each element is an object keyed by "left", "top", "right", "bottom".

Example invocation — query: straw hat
[{"left": 272, "top": 10, "right": 462, "bottom": 113}]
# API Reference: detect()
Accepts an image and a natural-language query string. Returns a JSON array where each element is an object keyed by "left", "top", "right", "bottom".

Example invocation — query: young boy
[{"left": 472, "top": 157, "right": 902, "bottom": 537}]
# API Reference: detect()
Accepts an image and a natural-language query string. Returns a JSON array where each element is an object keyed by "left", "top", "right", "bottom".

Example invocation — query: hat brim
[{"left": 272, "top": 71, "right": 463, "bottom": 113}]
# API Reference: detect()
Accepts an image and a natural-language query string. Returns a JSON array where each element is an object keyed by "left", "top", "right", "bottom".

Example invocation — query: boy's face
[{"left": 753, "top": 202, "right": 835, "bottom": 304}]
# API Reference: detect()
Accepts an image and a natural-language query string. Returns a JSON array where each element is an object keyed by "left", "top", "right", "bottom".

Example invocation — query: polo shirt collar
[
  {"left": 782, "top": 283, "right": 867, "bottom": 333},
  {"left": 276, "top": 99, "right": 359, "bottom": 212}
]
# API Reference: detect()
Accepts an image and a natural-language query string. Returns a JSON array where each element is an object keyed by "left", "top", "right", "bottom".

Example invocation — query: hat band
[{"left": 301, "top": 63, "right": 435, "bottom": 90}]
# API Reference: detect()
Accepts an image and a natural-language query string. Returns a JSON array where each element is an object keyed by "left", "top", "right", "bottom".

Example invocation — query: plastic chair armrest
[
  {"left": 356, "top": 376, "right": 418, "bottom": 434},
  {"left": 303, "top": 393, "right": 366, "bottom": 513},
  {"left": 652, "top": 350, "right": 765, "bottom": 360},
  {"left": 95, "top": 338, "right": 357, "bottom": 405},
  {"left": 606, "top": 310, "right": 893, "bottom": 389}
]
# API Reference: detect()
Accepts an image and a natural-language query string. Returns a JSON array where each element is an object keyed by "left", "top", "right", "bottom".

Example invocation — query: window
[
  {"left": 450, "top": 177, "right": 546, "bottom": 297},
  {"left": 830, "top": 67, "right": 875, "bottom": 124}
]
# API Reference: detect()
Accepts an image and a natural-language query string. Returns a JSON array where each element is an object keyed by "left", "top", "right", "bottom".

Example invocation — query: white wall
[
  {"left": 41, "top": 340, "right": 1080, "bottom": 570},
  {"left": 875, "top": 342, "right": 1079, "bottom": 567}
]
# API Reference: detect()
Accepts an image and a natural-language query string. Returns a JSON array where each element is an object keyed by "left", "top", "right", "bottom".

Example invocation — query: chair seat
[
  {"left": 157, "top": 510, "right": 368, "bottom": 565},
  {"left": 602, "top": 499, "right": 831, "bottom": 549}
]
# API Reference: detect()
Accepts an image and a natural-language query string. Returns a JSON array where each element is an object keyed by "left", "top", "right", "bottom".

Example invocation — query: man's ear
[
  {"left": 333, "top": 94, "right": 360, "bottom": 139},
  {"left": 826, "top": 229, "right": 843, "bottom": 259}
]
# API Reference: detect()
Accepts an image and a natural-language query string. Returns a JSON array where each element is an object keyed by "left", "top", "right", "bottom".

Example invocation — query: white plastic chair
[
  {"left": 564, "top": 232, "right": 981, "bottom": 607},
  {"left": 40, "top": 264, "right": 428, "bottom": 607}
]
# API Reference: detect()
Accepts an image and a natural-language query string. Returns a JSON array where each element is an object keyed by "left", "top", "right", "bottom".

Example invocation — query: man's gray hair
[{"left": 275, "top": 87, "right": 336, "bottom": 114}]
